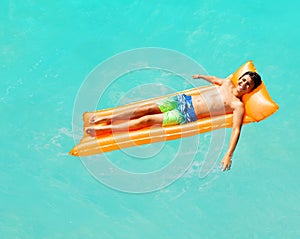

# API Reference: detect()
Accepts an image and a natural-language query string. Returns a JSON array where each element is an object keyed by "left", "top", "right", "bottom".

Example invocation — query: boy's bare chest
[
  {"left": 218, "top": 83, "right": 239, "bottom": 108},
  {"left": 192, "top": 87, "right": 236, "bottom": 116}
]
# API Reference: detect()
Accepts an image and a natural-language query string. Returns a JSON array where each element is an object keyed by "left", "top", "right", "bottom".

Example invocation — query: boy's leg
[
  {"left": 86, "top": 113, "right": 164, "bottom": 136},
  {"left": 89, "top": 103, "right": 161, "bottom": 124}
]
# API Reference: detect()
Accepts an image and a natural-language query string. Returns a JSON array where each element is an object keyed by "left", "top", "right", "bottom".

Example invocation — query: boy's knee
[
  {"left": 139, "top": 114, "right": 163, "bottom": 127},
  {"left": 139, "top": 115, "right": 153, "bottom": 125},
  {"left": 146, "top": 103, "right": 161, "bottom": 114}
]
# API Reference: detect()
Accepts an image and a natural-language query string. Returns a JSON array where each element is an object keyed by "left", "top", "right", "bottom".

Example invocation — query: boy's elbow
[
  {"left": 231, "top": 127, "right": 241, "bottom": 140},
  {"left": 211, "top": 76, "right": 217, "bottom": 82},
  {"left": 211, "top": 76, "right": 220, "bottom": 84},
  {"left": 211, "top": 76, "right": 224, "bottom": 85},
  {"left": 234, "top": 127, "right": 241, "bottom": 135}
]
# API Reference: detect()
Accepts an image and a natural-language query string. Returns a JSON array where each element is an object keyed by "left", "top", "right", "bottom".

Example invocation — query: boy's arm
[
  {"left": 192, "top": 74, "right": 224, "bottom": 85},
  {"left": 220, "top": 102, "right": 244, "bottom": 171},
  {"left": 192, "top": 74, "right": 233, "bottom": 86}
]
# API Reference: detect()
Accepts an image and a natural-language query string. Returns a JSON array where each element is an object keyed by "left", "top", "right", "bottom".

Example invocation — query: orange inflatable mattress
[{"left": 70, "top": 61, "right": 278, "bottom": 156}]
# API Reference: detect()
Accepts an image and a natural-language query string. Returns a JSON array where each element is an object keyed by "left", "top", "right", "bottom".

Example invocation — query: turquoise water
[{"left": 1, "top": 1, "right": 299, "bottom": 238}]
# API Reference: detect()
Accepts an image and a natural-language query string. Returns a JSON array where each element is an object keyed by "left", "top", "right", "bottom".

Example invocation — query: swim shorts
[{"left": 157, "top": 94, "right": 198, "bottom": 126}]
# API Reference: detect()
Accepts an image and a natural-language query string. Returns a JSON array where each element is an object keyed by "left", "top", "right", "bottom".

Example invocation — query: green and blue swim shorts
[{"left": 157, "top": 94, "right": 198, "bottom": 127}]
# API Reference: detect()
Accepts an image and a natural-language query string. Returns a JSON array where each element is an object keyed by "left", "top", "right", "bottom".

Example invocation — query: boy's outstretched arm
[
  {"left": 192, "top": 74, "right": 224, "bottom": 85},
  {"left": 192, "top": 74, "right": 233, "bottom": 86},
  {"left": 220, "top": 102, "right": 245, "bottom": 171}
]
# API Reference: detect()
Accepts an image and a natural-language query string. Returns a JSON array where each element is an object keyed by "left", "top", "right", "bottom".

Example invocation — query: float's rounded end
[{"left": 69, "top": 147, "right": 78, "bottom": 156}]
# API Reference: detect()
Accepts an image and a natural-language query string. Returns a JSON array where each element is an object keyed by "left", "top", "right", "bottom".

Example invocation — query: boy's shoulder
[
  {"left": 224, "top": 78, "right": 234, "bottom": 85},
  {"left": 220, "top": 78, "right": 235, "bottom": 89}
]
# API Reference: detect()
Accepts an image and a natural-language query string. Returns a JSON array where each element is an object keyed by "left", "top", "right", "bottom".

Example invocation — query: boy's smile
[{"left": 237, "top": 75, "right": 255, "bottom": 94}]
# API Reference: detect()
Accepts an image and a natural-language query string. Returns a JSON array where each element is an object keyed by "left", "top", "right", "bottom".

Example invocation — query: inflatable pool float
[{"left": 70, "top": 61, "right": 278, "bottom": 156}]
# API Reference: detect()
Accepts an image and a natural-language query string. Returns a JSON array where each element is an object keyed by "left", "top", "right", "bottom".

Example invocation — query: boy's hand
[
  {"left": 220, "top": 155, "right": 232, "bottom": 171},
  {"left": 192, "top": 74, "right": 201, "bottom": 79}
]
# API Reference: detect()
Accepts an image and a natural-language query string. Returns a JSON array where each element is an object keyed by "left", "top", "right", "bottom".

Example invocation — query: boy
[{"left": 86, "top": 72, "right": 261, "bottom": 171}]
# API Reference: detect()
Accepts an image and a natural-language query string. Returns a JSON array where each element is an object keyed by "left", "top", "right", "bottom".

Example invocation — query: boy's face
[{"left": 237, "top": 74, "right": 255, "bottom": 95}]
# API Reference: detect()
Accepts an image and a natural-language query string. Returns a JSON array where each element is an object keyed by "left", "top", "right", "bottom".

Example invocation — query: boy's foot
[
  {"left": 86, "top": 125, "right": 111, "bottom": 137},
  {"left": 86, "top": 128, "right": 96, "bottom": 137},
  {"left": 89, "top": 115, "right": 109, "bottom": 124}
]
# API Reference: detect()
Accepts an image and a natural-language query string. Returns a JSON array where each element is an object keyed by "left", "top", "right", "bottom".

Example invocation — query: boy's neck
[{"left": 232, "top": 88, "right": 243, "bottom": 99}]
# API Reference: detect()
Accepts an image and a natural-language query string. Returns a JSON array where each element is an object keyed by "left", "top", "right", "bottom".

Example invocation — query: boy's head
[
  {"left": 237, "top": 71, "right": 262, "bottom": 95},
  {"left": 240, "top": 71, "right": 262, "bottom": 91}
]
